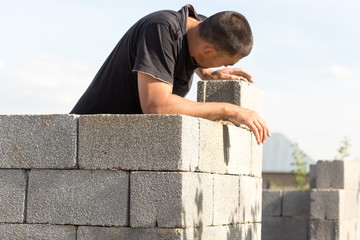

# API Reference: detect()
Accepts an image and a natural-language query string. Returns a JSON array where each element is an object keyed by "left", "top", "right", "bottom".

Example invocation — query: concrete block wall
[
  {"left": 262, "top": 160, "right": 360, "bottom": 240},
  {"left": 262, "top": 190, "right": 309, "bottom": 240},
  {"left": 309, "top": 160, "right": 360, "bottom": 240},
  {"left": 0, "top": 79, "right": 265, "bottom": 240}
]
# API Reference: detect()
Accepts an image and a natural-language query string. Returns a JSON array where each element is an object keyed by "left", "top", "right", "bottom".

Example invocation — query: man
[{"left": 71, "top": 4, "right": 270, "bottom": 144}]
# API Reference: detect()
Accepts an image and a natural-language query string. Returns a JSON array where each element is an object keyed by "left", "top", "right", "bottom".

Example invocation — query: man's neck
[{"left": 186, "top": 18, "right": 201, "bottom": 60}]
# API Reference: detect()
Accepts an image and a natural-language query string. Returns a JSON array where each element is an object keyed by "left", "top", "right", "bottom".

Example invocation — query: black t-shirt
[{"left": 70, "top": 5, "right": 204, "bottom": 114}]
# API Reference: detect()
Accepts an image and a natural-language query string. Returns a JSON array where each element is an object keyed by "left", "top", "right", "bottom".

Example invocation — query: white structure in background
[
  {"left": 263, "top": 133, "right": 315, "bottom": 173},
  {"left": 262, "top": 133, "right": 315, "bottom": 189}
]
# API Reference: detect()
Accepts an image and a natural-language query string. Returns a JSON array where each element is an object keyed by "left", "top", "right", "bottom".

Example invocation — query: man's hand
[
  {"left": 196, "top": 67, "right": 253, "bottom": 83},
  {"left": 227, "top": 106, "right": 271, "bottom": 144}
]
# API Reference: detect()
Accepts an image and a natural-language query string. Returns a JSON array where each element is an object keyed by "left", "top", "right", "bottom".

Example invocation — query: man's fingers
[
  {"left": 259, "top": 120, "right": 270, "bottom": 143},
  {"left": 220, "top": 73, "right": 251, "bottom": 83},
  {"left": 253, "top": 120, "right": 264, "bottom": 143},
  {"left": 248, "top": 123, "right": 260, "bottom": 144},
  {"left": 228, "top": 68, "right": 253, "bottom": 83},
  {"left": 239, "top": 76, "right": 251, "bottom": 83}
]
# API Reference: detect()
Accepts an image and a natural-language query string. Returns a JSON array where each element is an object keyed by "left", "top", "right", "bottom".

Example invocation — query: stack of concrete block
[
  {"left": 262, "top": 190, "right": 310, "bottom": 240},
  {"left": 309, "top": 160, "right": 360, "bottom": 240},
  {"left": 262, "top": 160, "right": 360, "bottom": 240},
  {"left": 0, "top": 80, "right": 264, "bottom": 240},
  {"left": 197, "top": 80, "right": 263, "bottom": 177}
]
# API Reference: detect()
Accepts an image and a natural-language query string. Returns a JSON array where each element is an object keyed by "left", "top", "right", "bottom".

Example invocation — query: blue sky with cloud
[{"left": 1, "top": 0, "right": 359, "bottom": 161}]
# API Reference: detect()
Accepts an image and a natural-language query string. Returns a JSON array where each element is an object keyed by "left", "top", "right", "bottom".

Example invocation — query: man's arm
[
  {"left": 137, "top": 72, "right": 270, "bottom": 144},
  {"left": 196, "top": 67, "right": 253, "bottom": 83}
]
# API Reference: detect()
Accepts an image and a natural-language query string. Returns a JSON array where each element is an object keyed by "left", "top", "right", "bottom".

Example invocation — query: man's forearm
[{"left": 146, "top": 92, "right": 230, "bottom": 120}]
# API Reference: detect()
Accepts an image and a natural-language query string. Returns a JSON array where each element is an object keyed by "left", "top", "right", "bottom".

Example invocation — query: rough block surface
[
  {"left": 309, "top": 220, "right": 339, "bottom": 240},
  {"left": 79, "top": 225, "right": 256, "bottom": 240},
  {"left": 262, "top": 190, "right": 282, "bottom": 217},
  {"left": 251, "top": 134, "right": 263, "bottom": 177},
  {"left": 0, "top": 224, "right": 76, "bottom": 240},
  {"left": 198, "top": 119, "right": 227, "bottom": 173},
  {"left": 226, "top": 125, "right": 252, "bottom": 175},
  {"left": 310, "top": 189, "right": 340, "bottom": 220},
  {"left": 309, "top": 164, "right": 316, "bottom": 189},
  {"left": 197, "top": 80, "right": 264, "bottom": 116},
  {"left": 213, "top": 174, "right": 239, "bottom": 225},
  {"left": 315, "top": 160, "right": 360, "bottom": 190},
  {"left": 0, "top": 115, "right": 77, "bottom": 168},
  {"left": 27, "top": 170, "right": 129, "bottom": 226},
  {"left": 0, "top": 170, "right": 27, "bottom": 223},
  {"left": 130, "top": 171, "right": 213, "bottom": 228},
  {"left": 338, "top": 219, "right": 360, "bottom": 240},
  {"left": 282, "top": 190, "right": 310, "bottom": 217},
  {"left": 198, "top": 119, "right": 252, "bottom": 175},
  {"left": 197, "top": 80, "right": 241, "bottom": 105},
  {"left": 239, "top": 176, "right": 262, "bottom": 223},
  {"left": 262, "top": 217, "right": 308, "bottom": 240},
  {"left": 339, "top": 190, "right": 360, "bottom": 220},
  {"left": 78, "top": 114, "right": 199, "bottom": 171},
  {"left": 186, "top": 224, "right": 253, "bottom": 240},
  {"left": 78, "top": 226, "right": 184, "bottom": 240}
]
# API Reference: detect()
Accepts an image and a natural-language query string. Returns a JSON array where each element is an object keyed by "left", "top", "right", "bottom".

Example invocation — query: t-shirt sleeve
[{"left": 133, "top": 23, "right": 176, "bottom": 85}]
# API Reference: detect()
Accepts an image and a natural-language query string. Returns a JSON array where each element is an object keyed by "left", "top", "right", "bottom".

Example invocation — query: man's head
[{"left": 198, "top": 11, "right": 253, "bottom": 58}]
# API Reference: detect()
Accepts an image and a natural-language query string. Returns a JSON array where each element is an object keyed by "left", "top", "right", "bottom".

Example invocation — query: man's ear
[{"left": 203, "top": 46, "right": 217, "bottom": 57}]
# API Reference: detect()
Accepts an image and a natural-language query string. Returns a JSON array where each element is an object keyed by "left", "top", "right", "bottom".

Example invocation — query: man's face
[{"left": 194, "top": 51, "right": 243, "bottom": 69}]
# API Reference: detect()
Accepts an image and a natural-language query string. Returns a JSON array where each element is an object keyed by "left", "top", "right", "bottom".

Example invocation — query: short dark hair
[{"left": 198, "top": 11, "right": 253, "bottom": 57}]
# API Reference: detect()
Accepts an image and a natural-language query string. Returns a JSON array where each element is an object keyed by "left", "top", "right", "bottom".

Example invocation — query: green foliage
[
  {"left": 335, "top": 136, "right": 351, "bottom": 161},
  {"left": 291, "top": 143, "right": 308, "bottom": 190},
  {"left": 268, "top": 178, "right": 285, "bottom": 190}
]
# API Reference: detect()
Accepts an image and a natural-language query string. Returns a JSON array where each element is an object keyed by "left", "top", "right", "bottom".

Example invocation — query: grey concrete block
[
  {"left": 309, "top": 220, "right": 339, "bottom": 240},
  {"left": 311, "top": 189, "right": 360, "bottom": 221},
  {"left": 262, "top": 190, "right": 282, "bottom": 217},
  {"left": 130, "top": 172, "right": 213, "bottom": 228},
  {"left": 226, "top": 125, "right": 252, "bottom": 175},
  {"left": 336, "top": 160, "right": 360, "bottom": 190},
  {"left": 197, "top": 80, "right": 264, "bottom": 117},
  {"left": 78, "top": 227, "right": 184, "bottom": 240},
  {"left": 239, "top": 176, "right": 262, "bottom": 223},
  {"left": 310, "top": 189, "right": 340, "bottom": 220},
  {"left": 339, "top": 190, "right": 360, "bottom": 220},
  {"left": 0, "top": 170, "right": 27, "bottom": 223},
  {"left": 251, "top": 223, "right": 262, "bottom": 240},
  {"left": 207, "top": 224, "right": 252, "bottom": 240},
  {"left": 0, "top": 114, "right": 77, "bottom": 169},
  {"left": 198, "top": 119, "right": 252, "bottom": 175},
  {"left": 213, "top": 174, "right": 239, "bottom": 225},
  {"left": 240, "top": 82, "right": 264, "bottom": 117},
  {"left": 197, "top": 80, "right": 242, "bottom": 105},
  {"left": 314, "top": 161, "right": 334, "bottom": 189},
  {"left": 309, "top": 164, "right": 316, "bottom": 189},
  {"left": 338, "top": 219, "right": 360, "bottom": 240},
  {"left": 79, "top": 225, "right": 257, "bottom": 240},
  {"left": 251, "top": 134, "right": 263, "bottom": 177},
  {"left": 78, "top": 114, "right": 199, "bottom": 171},
  {"left": 262, "top": 217, "right": 308, "bottom": 240},
  {"left": 282, "top": 190, "right": 310, "bottom": 217},
  {"left": 0, "top": 224, "right": 76, "bottom": 240},
  {"left": 184, "top": 224, "right": 253, "bottom": 240},
  {"left": 315, "top": 160, "right": 360, "bottom": 190},
  {"left": 198, "top": 119, "right": 227, "bottom": 173},
  {"left": 27, "top": 170, "right": 129, "bottom": 226}
]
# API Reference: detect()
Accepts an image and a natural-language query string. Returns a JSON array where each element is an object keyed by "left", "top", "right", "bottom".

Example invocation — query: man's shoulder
[{"left": 141, "top": 10, "right": 182, "bottom": 27}]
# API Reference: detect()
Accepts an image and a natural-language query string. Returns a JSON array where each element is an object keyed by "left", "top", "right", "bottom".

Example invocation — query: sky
[{"left": 1, "top": 0, "right": 359, "bottom": 162}]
